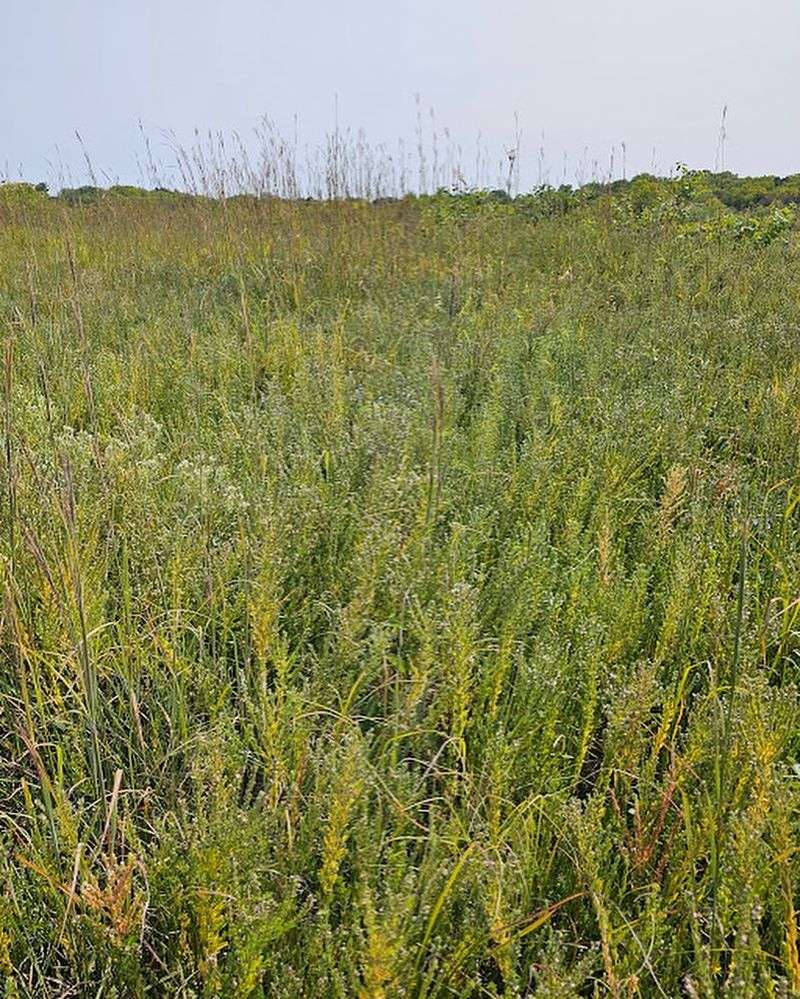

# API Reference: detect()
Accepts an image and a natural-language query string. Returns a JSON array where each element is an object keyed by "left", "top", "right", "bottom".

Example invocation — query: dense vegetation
[
  {"left": 1, "top": 171, "right": 799, "bottom": 997},
  {"left": 6, "top": 166, "right": 800, "bottom": 211}
]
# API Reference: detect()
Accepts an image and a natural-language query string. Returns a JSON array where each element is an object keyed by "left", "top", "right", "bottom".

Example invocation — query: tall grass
[{"left": 0, "top": 168, "right": 799, "bottom": 997}]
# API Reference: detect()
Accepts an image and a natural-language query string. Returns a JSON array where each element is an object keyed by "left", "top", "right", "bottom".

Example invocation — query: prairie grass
[{"left": 1, "top": 175, "right": 800, "bottom": 996}]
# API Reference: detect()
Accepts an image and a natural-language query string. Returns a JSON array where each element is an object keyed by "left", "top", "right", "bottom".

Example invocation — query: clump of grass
[{"left": 0, "top": 163, "right": 799, "bottom": 997}]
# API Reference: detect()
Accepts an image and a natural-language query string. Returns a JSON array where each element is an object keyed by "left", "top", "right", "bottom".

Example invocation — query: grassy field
[{"left": 1, "top": 175, "right": 800, "bottom": 997}]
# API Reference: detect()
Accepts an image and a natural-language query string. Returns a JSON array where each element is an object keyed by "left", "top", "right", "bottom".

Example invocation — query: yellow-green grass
[{"left": 1, "top": 182, "right": 800, "bottom": 997}]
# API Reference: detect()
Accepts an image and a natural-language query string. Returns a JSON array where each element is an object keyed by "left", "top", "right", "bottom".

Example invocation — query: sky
[{"left": 1, "top": 0, "right": 799, "bottom": 192}]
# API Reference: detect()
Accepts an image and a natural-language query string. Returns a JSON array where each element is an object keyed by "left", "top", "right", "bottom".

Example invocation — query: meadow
[{"left": 1, "top": 170, "right": 800, "bottom": 997}]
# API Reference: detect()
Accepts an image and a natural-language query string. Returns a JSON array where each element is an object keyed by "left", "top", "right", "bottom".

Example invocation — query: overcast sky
[{"left": 2, "top": 0, "right": 799, "bottom": 191}]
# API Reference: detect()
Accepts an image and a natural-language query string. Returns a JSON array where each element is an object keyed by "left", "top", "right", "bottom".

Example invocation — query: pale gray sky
[{"left": 2, "top": 0, "right": 799, "bottom": 190}]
